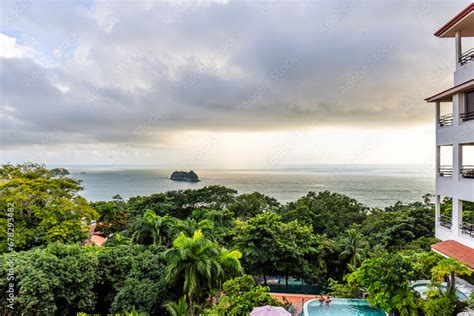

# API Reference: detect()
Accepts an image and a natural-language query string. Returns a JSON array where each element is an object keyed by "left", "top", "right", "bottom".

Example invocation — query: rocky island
[
  {"left": 50, "top": 168, "right": 70, "bottom": 176},
  {"left": 170, "top": 170, "right": 200, "bottom": 182}
]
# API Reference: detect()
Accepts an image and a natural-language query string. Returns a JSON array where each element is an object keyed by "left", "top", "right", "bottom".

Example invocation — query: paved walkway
[{"left": 270, "top": 293, "right": 319, "bottom": 315}]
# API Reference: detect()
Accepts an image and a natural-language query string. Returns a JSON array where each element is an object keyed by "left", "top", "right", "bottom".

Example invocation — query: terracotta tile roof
[
  {"left": 81, "top": 223, "right": 107, "bottom": 247},
  {"left": 434, "top": 3, "right": 474, "bottom": 37},
  {"left": 431, "top": 240, "right": 474, "bottom": 269},
  {"left": 91, "top": 234, "right": 107, "bottom": 246},
  {"left": 425, "top": 79, "right": 474, "bottom": 102}
]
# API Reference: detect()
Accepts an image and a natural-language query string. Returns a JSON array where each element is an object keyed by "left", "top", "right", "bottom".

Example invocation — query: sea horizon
[{"left": 47, "top": 163, "right": 435, "bottom": 208}]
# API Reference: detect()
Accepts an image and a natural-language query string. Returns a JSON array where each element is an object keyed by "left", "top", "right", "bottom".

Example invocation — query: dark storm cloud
[{"left": 0, "top": 0, "right": 467, "bottom": 148}]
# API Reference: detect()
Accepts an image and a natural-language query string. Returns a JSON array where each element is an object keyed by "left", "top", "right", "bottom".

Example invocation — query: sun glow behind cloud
[{"left": 1, "top": 124, "right": 435, "bottom": 169}]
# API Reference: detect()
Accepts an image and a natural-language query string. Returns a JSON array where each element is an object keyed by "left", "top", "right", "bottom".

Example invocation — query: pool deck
[{"left": 270, "top": 293, "right": 319, "bottom": 314}]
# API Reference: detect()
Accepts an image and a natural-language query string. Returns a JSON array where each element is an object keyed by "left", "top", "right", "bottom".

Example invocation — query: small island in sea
[{"left": 170, "top": 170, "right": 200, "bottom": 182}]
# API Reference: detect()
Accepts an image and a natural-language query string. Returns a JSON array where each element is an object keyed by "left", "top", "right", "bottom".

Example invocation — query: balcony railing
[
  {"left": 438, "top": 113, "right": 453, "bottom": 127},
  {"left": 459, "top": 48, "right": 474, "bottom": 66},
  {"left": 438, "top": 165, "right": 453, "bottom": 177},
  {"left": 439, "top": 215, "right": 452, "bottom": 229},
  {"left": 460, "top": 111, "right": 474, "bottom": 123},
  {"left": 460, "top": 222, "right": 474, "bottom": 237},
  {"left": 461, "top": 165, "right": 474, "bottom": 179}
]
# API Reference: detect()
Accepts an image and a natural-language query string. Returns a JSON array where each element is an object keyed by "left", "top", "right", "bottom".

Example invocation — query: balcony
[
  {"left": 459, "top": 48, "right": 474, "bottom": 66},
  {"left": 460, "top": 110, "right": 474, "bottom": 123},
  {"left": 461, "top": 165, "right": 474, "bottom": 179},
  {"left": 439, "top": 215, "right": 452, "bottom": 229},
  {"left": 460, "top": 222, "right": 474, "bottom": 237},
  {"left": 438, "top": 113, "right": 453, "bottom": 127},
  {"left": 438, "top": 165, "right": 453, "bottom": 177}
]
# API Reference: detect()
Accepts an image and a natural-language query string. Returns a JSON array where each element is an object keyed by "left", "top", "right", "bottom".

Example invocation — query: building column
[
  {"left": 453, "top": 143, "right": 460, "bottom": 180},
  {"left": 455, "top": 31, "right": 461, "bottom": 70},
  {"left": 436, "top": 145, "right": 440, "bottom": 177},
  {"left": 452, "top": 199, "right": 462, "bottom": 237},
  {"left": 453, "top": 94, "right": 460, "bottom": 127},
  {"left": 435, "top": 195, "right": 441, "bottom": 227},
  {"left": 435, "top": 101, "right": 440, "bottom": 128}
]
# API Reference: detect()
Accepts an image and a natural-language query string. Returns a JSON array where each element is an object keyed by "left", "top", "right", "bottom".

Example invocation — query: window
[
  {"left": 438, "top": 145, "right": 453, "bottom": 177},
  {"left": 462, "top": 91, "right": 474, "bottom": 122},
  {"left": 467, "top": 91, "right": 474, "bottom": 113}
]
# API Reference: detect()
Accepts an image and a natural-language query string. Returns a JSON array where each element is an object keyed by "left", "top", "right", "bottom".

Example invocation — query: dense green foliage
[
  {"left": 0, "top": 164, "right": 97, "bottom": 252},
  {"left": 2, "top": 163, "right": 471, "bottom": 316},
  {"left": 204, "top": 275, "right": 281, "bottom": 315},
  {"left": 0, "top": 243, "right": 170, "bottom": 314},
  {"left": 348, "top": 253, "right": 418, "bottom": 314},
  {"left": 280, "top": 191, "right": 368, "bottom": 238}
]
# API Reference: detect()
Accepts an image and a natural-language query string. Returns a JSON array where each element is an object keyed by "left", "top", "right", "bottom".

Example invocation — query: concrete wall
[
  {"left": 455, "top": 62, "right": 474, "bottom": 86},
  {"left": 435, "top": 89, "right": 474, "bottom": 248}
]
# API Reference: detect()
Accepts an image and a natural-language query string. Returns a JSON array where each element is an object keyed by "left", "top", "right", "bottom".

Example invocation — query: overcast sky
[{"left": 0, "top": 0, "right": 471, "bottom": 168}]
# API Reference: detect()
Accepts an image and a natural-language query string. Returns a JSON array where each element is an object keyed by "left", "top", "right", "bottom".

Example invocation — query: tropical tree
[
  {"left": 91, "top": 195, "right": 128, "bottom": 234},
  {"left": 228, "top": 192, "right": 280, "bottom": 220},
  {"left": 127, "top": 186, "right": 238, "bottom": 220},
  {"left": 361, "top": 203, "right": 434, "bottom": 250},
  {"left": 276, "top": 220, "right": 318, "bottom": 285},
  {"left": 431, "top": 258, "right": 471, "bottom": 295},
  {"left": 233, "top": 212, "right": 282, "bottom": 284},
  {"left": 234, "top": 212, "right": 323, "bottom": 285},
  {"left": 131, "top": 210, "right": 177, "bottom": 246},
  {"left": 191, "top": 208, "right": 237, "bottom": 244},
  {"left": 0, "top": 164, "right": 98, "bottom": 252},
  {"left": 348, "top": 253, "right": 418, "bottom": 315},
  {"left": 215, "top": 247, "right": 243, "bottom": 290},
  {"left": 338, "top": 228, "right": 367, "bottom": 271},
  {"left": 0, "top": 243, "right": 99, "bottom": 315},
  {"left": 163, "top": 296, "right": 195, "bottom": 316},
  {"left": 179, "top": 218, "right": 214, "bottom": 238},
  {"left": 164, "top": 230, "right": 242, "bottom": 306},
  {"left": 204, "top": 275, "right": 282, "bottom": 316},
  {"left": 97, "top": 244, "right": 169, "bottom": 315},
  {"left": 280, "top": 191, "right": 368, "bottom": 237}
]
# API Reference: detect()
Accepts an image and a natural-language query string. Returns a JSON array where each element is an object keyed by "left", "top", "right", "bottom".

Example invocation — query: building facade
[{"left": 426, "top": 4, "right": 474, "bottom": 255}]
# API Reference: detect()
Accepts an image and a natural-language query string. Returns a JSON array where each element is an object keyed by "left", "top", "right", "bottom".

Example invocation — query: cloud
[
  {"left": 0, "top": 33, "right": 29, "bottom": 58},
  {"left": 0, "top": 0, "right": 467, "bottom": 152}
]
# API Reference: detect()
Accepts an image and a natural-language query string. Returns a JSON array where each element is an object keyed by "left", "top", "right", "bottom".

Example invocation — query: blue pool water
[
  {"left": 304, "top": 298, "right": 385, "bottom": 316},
  {"left": 412, "top": 281, "right": 469, "bottom": 301}
]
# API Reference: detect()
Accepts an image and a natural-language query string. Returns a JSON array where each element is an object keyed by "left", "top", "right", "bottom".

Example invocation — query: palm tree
[
  {"left": 432, "top": 258, "right": 471, "bottom": 295},
  {"left": 164, "top": 230, "right": 242, "bottom": 306},
  {"left": 338, "top": 228, "right": 367, "bottom": 271},
  {"left": 180, "top": 218, "right": 214, "bottom": 238},
  {"left": 131, "top": 210, "right": 177, "bottom": 246},
  {"left": 214, "top": 247, "right": 243, "bottom": 296},
  {"left": 163, "top": 296, "right": 195, "bottom": 316}
]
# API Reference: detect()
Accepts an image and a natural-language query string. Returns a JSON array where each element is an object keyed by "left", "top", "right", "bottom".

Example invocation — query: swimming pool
[
  {"left": 411, "top": 280, "right": 469, "bottom": 301},
  {"left": 304, "top": 298, "right": 386, "bottom": 316}
]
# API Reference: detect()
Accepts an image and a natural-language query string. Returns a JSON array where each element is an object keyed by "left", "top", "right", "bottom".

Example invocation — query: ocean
[{"left": 59, "top": 164, "right": 435, "bottom": 208}]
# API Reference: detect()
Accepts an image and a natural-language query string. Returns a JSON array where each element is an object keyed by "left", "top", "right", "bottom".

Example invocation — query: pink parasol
[{"left": 250, "top": 305, "right": 291, "bottom": 316}]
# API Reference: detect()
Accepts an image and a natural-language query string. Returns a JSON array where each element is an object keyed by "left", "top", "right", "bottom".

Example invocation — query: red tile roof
[
  {"left": 425, "top": 79, "right": 474, "bottom": 102},
  {"left": 91, "top": 234, "right": 107, "bottom": 246},
  {"left": 431, "top": 240, "right": 474, "bottom": 269},
  {"left": 82, "top": 223, "right": 107, "bottom": 247},
  {"left": 434, "top": 3, "right": 474, "bottom": 37}
]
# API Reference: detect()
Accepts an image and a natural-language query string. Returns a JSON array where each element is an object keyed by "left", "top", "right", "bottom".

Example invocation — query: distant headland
[
  {"left": 170, "top": 170, "right": 200, "bottom": 182},
  {"left": 50, "top": 168, "right": 70, "bottom": 176}
]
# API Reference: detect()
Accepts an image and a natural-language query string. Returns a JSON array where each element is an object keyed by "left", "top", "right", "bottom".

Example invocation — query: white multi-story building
[{"left": 426, "top": 4, "right": 474, "bottom": 265}]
